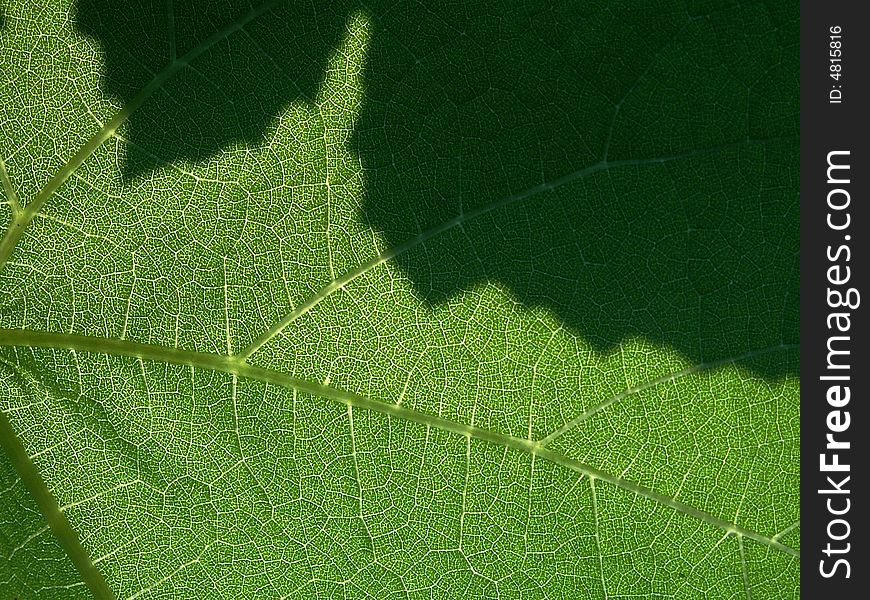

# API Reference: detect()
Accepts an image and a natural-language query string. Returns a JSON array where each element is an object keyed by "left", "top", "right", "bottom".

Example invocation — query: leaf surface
[{"left": 0, "top": 1, "right": 798, "bottom": 598}]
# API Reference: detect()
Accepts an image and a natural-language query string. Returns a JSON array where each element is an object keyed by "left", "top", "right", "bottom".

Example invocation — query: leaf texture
[{"left": 0, "top": 1, "right": 798, "bottom": 598}]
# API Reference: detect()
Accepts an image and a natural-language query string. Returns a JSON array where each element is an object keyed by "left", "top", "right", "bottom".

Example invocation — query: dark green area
[
  {"left": 75, "top": 0, "right": 350, "bottom": 178},
  {"left": 75, "top": 0, "right": 799, "bottom": 378}
]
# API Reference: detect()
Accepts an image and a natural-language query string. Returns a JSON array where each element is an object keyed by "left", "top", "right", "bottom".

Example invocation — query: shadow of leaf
[
  {"left": 352, "top": 1, "right": 799, "bottom": 380},
  {"left": 75, "top": 0, "right": 799, "bottom": 379},
  {"left": 75, "top": 0, "right": 350, "bottom": 179}
]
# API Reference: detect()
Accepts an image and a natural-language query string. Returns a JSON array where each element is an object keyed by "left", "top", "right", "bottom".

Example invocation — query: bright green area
[{"left": 0, "top": 1, "right": 797, "bottom": 598}]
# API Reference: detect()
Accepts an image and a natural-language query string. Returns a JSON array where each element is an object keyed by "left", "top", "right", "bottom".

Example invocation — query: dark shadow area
[
  {"left": 75, "top": 0, "right": 799, "bottom": 378},
  {"left": 76, "top": 0, "right": 351, "bottom": 178}
]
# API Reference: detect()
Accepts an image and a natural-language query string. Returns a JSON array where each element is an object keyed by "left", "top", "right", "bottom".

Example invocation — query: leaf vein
[
  {"left": 539, "top": 343, "right": 798, "bottom": 446},
  {"left": 238, "top": 136, "right": 796, "bottom": 360},
  {"left": 0, "top": 328, "right": 799, "bottom": 559},
  {"left": 0, "top": 0, "right": 283, "bottom": 272}
]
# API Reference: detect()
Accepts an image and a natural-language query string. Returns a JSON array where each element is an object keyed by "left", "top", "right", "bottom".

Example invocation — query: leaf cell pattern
[{"left": 0, "top": 1, "right": 798, "bottom": 599}]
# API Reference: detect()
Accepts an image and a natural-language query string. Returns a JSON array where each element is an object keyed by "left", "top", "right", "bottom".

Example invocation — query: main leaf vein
[{"left": 0, "top": 328, "right": 799, "bottom": 559}]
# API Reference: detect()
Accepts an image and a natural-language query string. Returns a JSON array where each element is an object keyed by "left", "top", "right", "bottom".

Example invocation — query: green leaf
[{"left": 0, "top": 1, "right": 798, "bottom": 599}]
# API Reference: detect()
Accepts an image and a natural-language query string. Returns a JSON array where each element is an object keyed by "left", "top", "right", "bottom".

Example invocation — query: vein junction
[{"left": 0, "top": 328, "right": 799, "bottom": 559}]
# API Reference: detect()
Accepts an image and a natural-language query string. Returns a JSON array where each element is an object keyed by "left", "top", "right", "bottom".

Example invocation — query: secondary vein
[
  {"left": 538, "top": 343, "right": 799, "bottom": 446},
  {"left": 0, "top": 0, "right": 283, "bottom": 273},
  {"left": 238, "top": 136, "right": 795, "bottom": 359}
]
